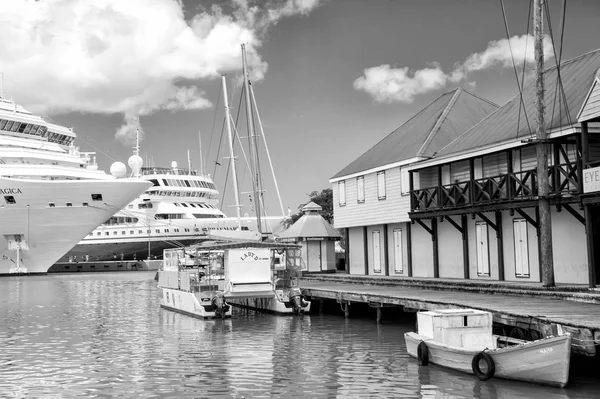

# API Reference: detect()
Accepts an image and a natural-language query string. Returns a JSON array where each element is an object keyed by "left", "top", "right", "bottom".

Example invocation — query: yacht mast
[
  {"left": 221, "top": 75, "right": 242, "bottom": 229},
  {"left": 534, "top": 0, "right": 554, "bottom": 287},
  {"left": 241, "top": 44, "right": 263, "bottom": 235},
  {"left": 249, "top": 84, "right": 286, "bottom": 217},
  {"left": 198, "top": 130, "right": 205, "bottom": 175}
]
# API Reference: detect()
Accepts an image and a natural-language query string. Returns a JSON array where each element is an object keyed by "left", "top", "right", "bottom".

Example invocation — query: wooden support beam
[
  {"left": 444, "top": 215, "right": 464, "bottom": 234},
  {"left": 462, "top": 214, "right": 470, "bottom": 280},
  {"left": 516, "top": 208, "right": 539, "bottom": 230},
  {"left": 432, "top": 217, "right": 439, "bottom": 278},
  {"left": 345, "top": 228, "right": 350, "bottom": 273},
  {"left": 363, "top": 226, "right": 369, "bottom": 275},
  {"left": 407, "top": 222, "right": 413, "bottom": 277},
  {"left": 563, "top": 204, "right": 585, "bottom": 225},
  {"left": 476, "top": 212, "right": 498, "bottom": 231},
  {"left": 496, "top": 211, "right": 505, "bottom": 281},
  {"left": 415, "top": 219, "right": 434, "bottom": 236},
  {"left": 383, "top": 224, "right": 389, "bottom": 276},
  {"left": 585, "top": 204, "right": 597, "bottom": 288}
]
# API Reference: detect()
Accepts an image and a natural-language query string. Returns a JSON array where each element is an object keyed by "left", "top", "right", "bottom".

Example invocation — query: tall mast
[
  {"left": 221, "top": 75, "right": 242, "bottom": 229},
  {"left": 241, "top": 43, "right": 263, "bottom": 235},
  {"left": 534, "top": 0, "right": 554, "bottom": 287},
  {"left": 198, "top": 130, "right": 205, "bottom": 175}
]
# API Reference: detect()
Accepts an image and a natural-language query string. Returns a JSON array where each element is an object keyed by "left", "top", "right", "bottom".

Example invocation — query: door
[
  {"left": 476, "top": 222, "right": 490, "bottom": 276},
  {"left": 513, "top": 219, "right": 530, "bottom": 277},
  {"left": 393, "top": 228, "right": 403, "bottom": 273},
  {"left": 372, "top": 230, "right": 381, "bottom": 273},
  {"left": 307, "top": 241, "right": 322, "bottom": 272}
]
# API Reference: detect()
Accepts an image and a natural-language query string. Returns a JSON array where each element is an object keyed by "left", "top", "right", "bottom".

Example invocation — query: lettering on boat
[
  {"left": 0, "top": 188, "right": 22, "bottom": 194},
  {"left": 240, "top": 251, "right": 260, "bottom": 261},
  {"left": 540, "top": 347, "right": 554, "bottom": 354}
]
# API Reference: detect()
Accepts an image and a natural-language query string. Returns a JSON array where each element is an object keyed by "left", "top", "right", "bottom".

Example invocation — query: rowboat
[{"left": 404, "top": 309, "right": 571, "bottom": 388}]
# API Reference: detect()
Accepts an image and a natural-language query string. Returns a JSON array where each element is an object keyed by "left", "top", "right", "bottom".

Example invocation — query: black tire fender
[
  {"left": 471, "top": 351, "right": 495, "bottom": 381},
  {"left": 417, "top": 341, "right": 429, "bottom": 366}
]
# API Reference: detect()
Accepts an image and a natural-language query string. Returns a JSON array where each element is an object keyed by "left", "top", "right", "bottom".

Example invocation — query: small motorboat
[{"left": 404, "top": 309, "right": 571, "bottom": 388}]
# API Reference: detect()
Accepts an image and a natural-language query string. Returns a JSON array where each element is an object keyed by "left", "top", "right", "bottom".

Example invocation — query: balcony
[{"left": 411, "top": 162, "right": 579, "bottom": 212}]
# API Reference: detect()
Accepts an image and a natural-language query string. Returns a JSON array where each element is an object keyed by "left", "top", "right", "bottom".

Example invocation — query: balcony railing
[{"left": 411, "top": 162, "right": 579, "bottom": 212}]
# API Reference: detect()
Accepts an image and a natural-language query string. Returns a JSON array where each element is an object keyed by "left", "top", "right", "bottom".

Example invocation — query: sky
[{"left": 1, "top": 0, "right": 600, "bottom": 218}]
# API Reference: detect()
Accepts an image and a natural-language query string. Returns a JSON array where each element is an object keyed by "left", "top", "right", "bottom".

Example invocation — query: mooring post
[
  {"left": 344, "top": 302, "right": 350, "bottom": 318},
  {"left": 376, "top": 307, "right": 382, "bottom": 324},
  {"left": 319, "top": 299, "right": 324, "bottom": 314}
]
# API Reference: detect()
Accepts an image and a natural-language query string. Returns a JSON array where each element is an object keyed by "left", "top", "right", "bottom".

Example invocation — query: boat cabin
[{"left": 417, "top": 309, "right": 494, "bottom": 351}]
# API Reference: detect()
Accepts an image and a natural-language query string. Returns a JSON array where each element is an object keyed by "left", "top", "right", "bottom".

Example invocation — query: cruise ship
[
  {"left": 0, "top": 97, "right": 152, "bottom": 274},
  {"left": 56, "top": 162, "right": 286, "bottom": 265}
]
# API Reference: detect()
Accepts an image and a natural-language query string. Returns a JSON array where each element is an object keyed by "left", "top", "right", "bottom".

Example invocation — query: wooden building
[
  {"left": 330, "top": 88, "right": 499, "bottom": 276},
  {"left": 407, "top": 49, "right": 600, "bottom": 286}
]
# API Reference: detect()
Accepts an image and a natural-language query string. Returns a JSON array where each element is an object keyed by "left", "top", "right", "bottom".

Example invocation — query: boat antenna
[
  {"left": 249, "top": 83, "right": 286, "bottom": 217},
  {"left": 198, "top": 129, "right": 205, "bottom": 175},
  {"left": 134, "top": 128, "right": 140, "bottom": 157},
  {"left": 222, "top": 75, "right": 243, "bottom": 229},
  {"left": 241, "top": 43, "right": 263, "bottom": 235}
]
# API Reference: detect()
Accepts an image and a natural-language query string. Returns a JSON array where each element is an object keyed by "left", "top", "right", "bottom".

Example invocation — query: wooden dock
[{"left": 300, "top": 275, "right": 600, "bottom": 357}]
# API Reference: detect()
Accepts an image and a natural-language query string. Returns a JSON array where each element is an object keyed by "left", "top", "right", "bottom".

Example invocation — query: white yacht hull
[{"left": 0, "top": 177, "right": 151, "bottom": 274}]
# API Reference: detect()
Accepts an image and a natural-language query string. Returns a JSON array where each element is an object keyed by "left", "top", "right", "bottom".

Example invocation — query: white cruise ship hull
[{"left": 0, "top": 177, "right": 151, "bottom": 275}]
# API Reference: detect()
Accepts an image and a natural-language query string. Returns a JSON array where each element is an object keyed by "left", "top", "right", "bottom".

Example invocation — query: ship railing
[{"left": 140, "top": 167, "right": 200, "bottom": 176}]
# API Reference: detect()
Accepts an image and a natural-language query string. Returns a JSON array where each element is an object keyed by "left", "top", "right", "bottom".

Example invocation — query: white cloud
[
  {"left": 354, "top": 34, "right": 553, "bottom": 103},
  {"left": 353, "top": 64, "right": 448, "bottom": 104},
  {"left": 0, "top": 0, "right": 322, "bottom": 144}
]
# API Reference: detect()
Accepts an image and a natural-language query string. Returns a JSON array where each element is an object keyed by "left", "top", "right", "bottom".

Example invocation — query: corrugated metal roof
[
  {"left": 439, "top": 49, "right": 600, "bottom": 156},
  {"left": 578, "top": 70, "right": 600, "bottom": 122},
  {"left": 331, "top": 88, "right": 499, "bottom": 179}
]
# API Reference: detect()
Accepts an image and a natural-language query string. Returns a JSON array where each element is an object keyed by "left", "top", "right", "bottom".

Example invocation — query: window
[
  {"left": 138, "top": 230, "right": 143, "bottom": 234},
  {"left": 377, "top": 171, "right": 386, "bottom": 200},
  {"left": 393, "top": 228, "right": 403, "bottom": 273},
  {"left": 96, "top": 232, "right": 101, "bottom": 236},
  {"left": 82, "top": 202, "right": 88, "bottom": 207},
  {"left": 372, "top": 230, "right": 381, "bottom": 273},
  {"left": 91, "top": 194, "right": 103, "bottom": 201},
  {"left": 49, "top": 202, "right": 55, "bottom": 207},
  {"left": 357, "top": 176, "right": 365, "bottom": 203},
  {"left": 338, "top": 180, "right": 346, "bottom": 206},
  {"left": 4, "top": 196, "right": 16, "bottom": 204},
  {"left": 400, "top": 167, "right": 410, "bottom": 195},
  {"left": 66, "top": 202, "right": 72, "bottom": 207},
  {"left": 105, "top": 232, "right": 109, "bottom": 236},
  {"left": 475, "top": 222, "right": 490, "bottom": 276}
]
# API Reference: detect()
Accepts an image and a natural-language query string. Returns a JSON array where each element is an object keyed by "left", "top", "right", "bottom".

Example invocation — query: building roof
[
  {"left": 277, "top": 203, "right": 341, "bottom": 240},
  {"left": 438, "top": 49, "right": 600, "bottom": 157},
  {"left": 331, "top": 88, "right": 499, "bottom": 179}
]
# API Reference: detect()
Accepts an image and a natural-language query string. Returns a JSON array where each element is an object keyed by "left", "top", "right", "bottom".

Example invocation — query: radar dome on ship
[
  {"left": 110, "top": 161, "right": 127, "bottom": 177},
  {"left": 171, "top": 161, "right": 178, "bottom": 169},
  {"left": 128, "top": 154, "right": 143, "bottom": 173}
]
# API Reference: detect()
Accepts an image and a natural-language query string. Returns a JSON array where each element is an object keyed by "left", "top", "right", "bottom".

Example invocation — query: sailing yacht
[
  {"left": 0, "top": 96, "right": 152, "bottom": 274},
  {"left": 56, "top": 45, "right": 289, "bottom": 267}
]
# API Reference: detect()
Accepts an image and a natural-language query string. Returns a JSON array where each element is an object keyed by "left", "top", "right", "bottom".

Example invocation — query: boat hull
[
  {"left": 0, "top": 177, "right": 151, "bottom": 275},
  {"left": 160, "top": 287, "right": 232, "bottom": 319},
  {"left": 405, "top": 332, "right": 571, "bottom": 387},
  {"left": 228, "top": 295, "right": 311, "bottom": 315}
]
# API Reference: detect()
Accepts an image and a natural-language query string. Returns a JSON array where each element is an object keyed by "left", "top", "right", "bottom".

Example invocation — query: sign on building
[{"left": 583, "top": 166, "right": 600, "bottom": 193}]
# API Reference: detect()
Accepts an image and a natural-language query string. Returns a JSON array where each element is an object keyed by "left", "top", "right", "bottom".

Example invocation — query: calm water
[{"left": 1, "top": 272, "right": 600, "bottom": 398}]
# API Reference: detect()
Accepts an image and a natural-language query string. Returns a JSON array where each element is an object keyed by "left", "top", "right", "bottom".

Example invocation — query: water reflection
[{"left": 1, "top": 272, "right": 599, "bottom": 398}]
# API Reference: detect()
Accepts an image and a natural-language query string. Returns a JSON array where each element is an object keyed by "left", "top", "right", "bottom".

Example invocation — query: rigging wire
[
  {"left": 517, "top": 0, "right": 533, "bottom": 140},
  {"left": 499, "top": 0, "right": 533, "bottom": 139},
  {"left": 206, "top": 80, "right": 222, "bottom": 172},
  {"left": 544, "top": 0, "right": 573, "bottom": 133}
]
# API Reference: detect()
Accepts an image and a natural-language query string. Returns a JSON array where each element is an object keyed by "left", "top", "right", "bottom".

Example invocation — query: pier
[{"left": 300, "top": 274, "right": 600, "bottom": 357}]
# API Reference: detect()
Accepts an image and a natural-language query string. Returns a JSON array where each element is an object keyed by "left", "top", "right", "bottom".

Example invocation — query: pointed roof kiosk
[{"left": 278, "top": 202, "right": 341, "bottom": 273}]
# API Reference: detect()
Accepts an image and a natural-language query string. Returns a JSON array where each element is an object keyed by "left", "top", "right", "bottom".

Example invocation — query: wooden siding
[
  {"left": 419, "top": 168, "right": 438, "bottom": 188},
  {"left": 437, "top": 220, "right": 465, "bottom": 278},
  {"left": 482, "top": 152, "right": 508, "bottom": 177},
  {"left": 333, "top": 167, "right": 410, "bottom": 229},
  {"left": 521, "top": 145, "right": 537, "bottom": 171},
  {"left": 579, "top": 79, "right": 600, "bottom": 122},
  {"left": 450, "top": 160, "right": 470, "bottom": 182}
]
